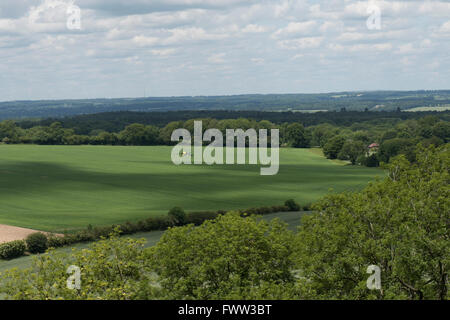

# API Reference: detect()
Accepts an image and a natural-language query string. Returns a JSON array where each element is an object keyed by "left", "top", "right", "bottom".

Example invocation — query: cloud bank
[{"left": 1, "top": 0, "right": 449, "bottom": 100}]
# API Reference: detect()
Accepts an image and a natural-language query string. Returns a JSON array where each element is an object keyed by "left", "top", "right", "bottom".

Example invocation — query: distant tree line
[
  {"left": 1, "top": 114, "right": 449, "bottom": 168},
  {"left": 18, "top": 110, "right": 450, "bottom": 134}
]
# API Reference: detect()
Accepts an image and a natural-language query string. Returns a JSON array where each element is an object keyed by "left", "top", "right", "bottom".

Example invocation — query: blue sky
[{"left": 0, "top": 0, "right": 449, "bottom": 100}]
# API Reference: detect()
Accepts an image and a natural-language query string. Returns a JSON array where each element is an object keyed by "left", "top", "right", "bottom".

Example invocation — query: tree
[
  {"left": 119, "top": 124, "right": 160, "bottom": 145},
  {"left": 0, "top": 230, "right": 159, "bottom": 300},
  {"left": 295, "top": 145, "right": 449, "bottom": 300},
  {"left": 285, "top": 123, "right": 310, "bottom": 148},
  {"left": 338, "top": 140, "right": 366, "bottom": 165},
  {"left": 25, "top": 233, "right": 48, "bottom": 254},
  {"left": 381, "top": 129, "right": 397, "bottom": 142},
  {"left": 378, "top": 138, "right": 415, "bottom": 163},
  {"left": 167, "top": 207, "right": 186, "bottom": 226},
  {"left": 285, "top": 199, "right": 300, "bottom": 211},
  {"left": 432, "top": 121, "right": 450, "bottom": 142},
  {"left": 323, "top": 136, "right": 346, "bottom": 159},
  {"left": 159, "top": 121, "right": 184, "bottom": 145},
  {"left": 311, "top": 124, "right": 339, "bottom": 147},
  {"left": 149, "top": 212, "right": 296, "bottom": 299}
]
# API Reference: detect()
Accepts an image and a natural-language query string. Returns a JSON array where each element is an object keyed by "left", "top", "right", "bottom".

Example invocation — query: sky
[{"left": 0, "top": 0, "right": 449, "bottom": 101}]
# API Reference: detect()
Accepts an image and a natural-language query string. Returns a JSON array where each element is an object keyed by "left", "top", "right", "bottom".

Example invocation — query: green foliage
[
  {"left": 432, "top": 121, "right": 450, "bottom": 142},
  {"left": 338, "top": 140, "right": 366, "bottom": 164},
  {"left": 185, "top": 211, "right": 220, "bottom": 226},
  {"left": 295, "top": 145, "right": 449, "bottom": 300},
  {"left": 167, "top": 207, "right": 187, "bottom": 226},
  {"left": 284, "top": 199, "right": 300, "bottom": 211},
  {"left": 378, "top": 138, "right": 416, "bottom": 163},
  {"left": 285, "top": 123, "right": 311, "bottom": 148},
  {"left": 25, "top": 233, "right": 48, "bottom": 254},
  {"left": 0, "top": 241, "right": 26, "bottom": 260},
  {"left": 0, "top": 230, "right": 160, "bottom": 300},
  {"left": 119, "top": 124, "right": 160, "bottom": 146},
  {"left": 149, "top": 212, "right": 297, "bottom": 299},
  {"left": 358, "top": 154, "right": 380, "bottom": 167},
  {"left": 323, "top": 136, "right": 346, "bottom": 159}
]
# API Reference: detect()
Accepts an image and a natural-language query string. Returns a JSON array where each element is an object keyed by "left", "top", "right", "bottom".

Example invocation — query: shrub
[
  {"left": 144, "top": 217, "right": 171, "bottom": 231},
  {"left": 285, "top": 199, "right": 300, "bottom": 211},
  {"left": 119, "top": 221, "right": 139, "bottom": 235},
  {"left": 272, "top": 205, "right": 289, "bottom": 212},
  {"left": 186, "top": 211, "right": 219, "bottom": 226},
  {"left": 25, "top": 233, "right": 48, "bottom": 254},
  {"left": 168, "top": 207, "right": 186, "bottom": 226},
  {"left": 47, "top": 236, "right": 66, "bottom": 248},
  {"left": 0, "top": 241, "right": 26, "bottom": 260}
]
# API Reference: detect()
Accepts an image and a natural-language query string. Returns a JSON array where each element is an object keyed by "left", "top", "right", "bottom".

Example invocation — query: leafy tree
[
  {"left": 285, "top": 199, "right": 300, "bottom": 211},
  {"left": 25, "top": 233, "right": 48, "bottom": 254},
  {"left": 0, "top": 120, "right": 21, "bottom": 142},
  {"left": 159, "top": 121, "right": 183, "bottom": 144},
  {"left": 359, "top": 154, "right": 380, "bottom": 167},
  {"left": 310, "top": 124, "right": 339, "bottom": 147},
  {"left": 338, "top": 140, "right": 366, "bottom": 165},
  {"left": 432, "top": 121, "right": 450, "bottom": 142},
  {"left": 323, "top": 135, "right": 346, "bottom": 159},
  {"left": 167, "top": 207, "right": 187, "bottom": 226},
  {"left": 378, "top": 138, "right": 416, "bottom": 163},
  {"left": 149, "top": 212, "right": 296, "bottom": 299},
  {"left": 295, "top": 145, "right": 449, "bottom": 300},
  {"left": 0, "top": 230, "right": 159, "bottom": 300},
  {"left": 285, "top": 123, "right": 310, "bottom": 148},
  {"left": 119, "top": 124, "right": 160, "bottom": 145},
  {"left": 381, "top": 129, "right": 397, "bottom": 142}
]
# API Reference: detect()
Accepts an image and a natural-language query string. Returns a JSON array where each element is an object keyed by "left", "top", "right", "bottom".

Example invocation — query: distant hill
[
  {"left": 18, "top": 110, "right": 450, "bottom": 135},
  {"left": 2, "top": 90, "right": 450, "bottom": 120}
]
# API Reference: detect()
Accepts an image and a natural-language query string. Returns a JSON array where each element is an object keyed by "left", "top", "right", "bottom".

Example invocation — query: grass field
[
  {"left": 405, "top": 105, "right": 450, "bottom": 112},
  {"left": 0, "top": 145, "right": 385, "bottom": 231},
  {"left": 0, "top": 211, "right": 308, "bottom": 273}
]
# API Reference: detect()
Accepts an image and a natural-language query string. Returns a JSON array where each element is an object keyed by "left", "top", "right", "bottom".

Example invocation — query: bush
[
  {"left": 119, "top": 221, "right": 139, "bottom": 235},
  {"left": 25, "top": 233, "right": 48, "bottom": 254},
  {"left": 47, "top": 236, "right": 66, "bottom": 248},
  {"left": 168, "top": 207, "right": 186, "bottom": 226},
  {"left": 285, "top": 199, "right": 300, "bottom": 211},
  {"left": 0, "top": 241, "right": 26, "bottom": 260},
  {"left": 186, "top": 211, "right": 219, "bottom": 226},
  {"left": 144, "top": 217, "right": 171, "bottom": 231}
]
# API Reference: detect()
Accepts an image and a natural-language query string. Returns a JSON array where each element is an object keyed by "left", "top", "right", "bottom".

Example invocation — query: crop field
[
  {"left": 405, "top": 105, "right": 450, "bottom": 112},
  {"left": 0, "top": 145, "right": 384, "bottom": 232}
]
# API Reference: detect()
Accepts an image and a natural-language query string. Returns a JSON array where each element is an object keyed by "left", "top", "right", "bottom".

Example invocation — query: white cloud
[
  {"left": 251, "top": 57, "right": 264, "bottom": 64},
  {"left": 242, "top": 24, "right": 266, "bottom": 33},
  {"left": 151, "top": 48, "right": 176, "bottom": 56},
  {"left": 208, "top": 53, "right": 226, "bottom": 64},
  {"left": 0, "top": 0, "right": 449, "bottom": 100},
  {"left": 273, "top": 21, "right": 317, "bottom": 38},
  {"left": 279, "top": 37, "right": 323, "bottom": 49},
  {"left": 439, "top": 21, "right": 450, "bottom": 33}
]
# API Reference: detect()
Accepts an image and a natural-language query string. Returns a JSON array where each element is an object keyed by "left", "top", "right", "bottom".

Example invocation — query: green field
[
  {"left": 405, "top": 105, "right": 450, "bottom": 112},
  {"left": 0, "top": 145, "right": 384, "bottom": 231}
]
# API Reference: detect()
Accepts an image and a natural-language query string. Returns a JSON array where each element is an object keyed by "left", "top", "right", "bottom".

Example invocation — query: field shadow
[{"left": 0, "top": 160, "right": 383, "bottom": 198}]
